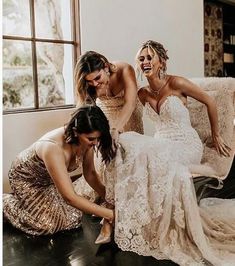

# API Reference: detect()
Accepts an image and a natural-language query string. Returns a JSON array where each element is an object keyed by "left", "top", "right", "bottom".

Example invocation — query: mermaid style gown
[
  {"left": 104, "top": 96, "right": 235, "bottom": 265},
  {"left": 3, "top": 140, "right": 83, "bottom": 235}
]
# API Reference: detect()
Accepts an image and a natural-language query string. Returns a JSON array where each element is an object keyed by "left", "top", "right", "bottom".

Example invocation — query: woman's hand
[
  {"left": 110, "top": 128, "right": 120, "bottom": 151},
  {"left": 100, "top": 200, "right": 115, "bottom": 224},
  {"left": 106, "top": 209, "right": 115, "bottom": 225},
  {"left": 212, "top": 135, "right": 231, "bottom": 157}
]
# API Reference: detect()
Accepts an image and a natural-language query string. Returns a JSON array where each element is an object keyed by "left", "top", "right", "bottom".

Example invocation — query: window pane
[
  {"left": 35, "top": 0, "right": 72, "bottom": 41},
  {"left": 3, "top": 40, "right": 34, "bottom": 111},
  {"left": 37, "top": 42, "right": 74, "bottom": 107},
  {"left": 3, "top": 0, "right": 31, "bottom": 37}
]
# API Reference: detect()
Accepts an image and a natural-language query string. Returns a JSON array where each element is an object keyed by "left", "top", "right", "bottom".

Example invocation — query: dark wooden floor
[
  {"left": 3, "top": 157, "right": 235, "bottom": 266},
  {"left": 3, "top": 215, "right": 178, "bottom": 266}
]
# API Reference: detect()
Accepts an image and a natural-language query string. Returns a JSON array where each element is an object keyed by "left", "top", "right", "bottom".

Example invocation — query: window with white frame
[{"left": 3, "top": 0, "right": 80, "bottom": 113}]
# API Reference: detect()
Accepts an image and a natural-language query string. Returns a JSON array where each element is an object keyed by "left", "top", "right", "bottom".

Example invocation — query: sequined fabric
[
  {"left": 3, "top": 144, "right": 83, "bottom": 235},
  {"left": 96, "top": 95, "right": 144, "bottom": 134}
]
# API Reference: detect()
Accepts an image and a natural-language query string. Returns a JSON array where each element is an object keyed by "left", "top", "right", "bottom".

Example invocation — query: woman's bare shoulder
[
  {"left": 112, "top": 61, "right": 134, "bottom": 72},
  {"left": 138, "top": 86, "right": 149, "bottom": 105},
  {"left": 169, "top": 75, "right": 189, "bottom": 87},
  {"left": 112, "top": 61, "right": 131, "bottom": 67}
]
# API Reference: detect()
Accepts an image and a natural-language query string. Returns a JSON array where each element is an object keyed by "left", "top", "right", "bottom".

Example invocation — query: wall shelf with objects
[
  {"left": 223, "top": 3, "right": 235, "bottom": 77},
  {"left": 204, "top": 0, "right": 235, "bottom": 77}
]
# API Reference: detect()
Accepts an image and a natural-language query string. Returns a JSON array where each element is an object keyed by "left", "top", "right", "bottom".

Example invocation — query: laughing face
[{"left": 137, "top": 47, "right": 163, "bottom": 78}]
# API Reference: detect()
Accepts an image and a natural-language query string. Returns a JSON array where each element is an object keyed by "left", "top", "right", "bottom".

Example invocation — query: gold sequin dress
[
  {"left": 96, "top": 93, "right": 144, "bottom": 176},
  {"left": 96, "top": 92, "right": 144, "bottom": 133},
  {"left": 3, "top": 140, "right": 83, "bottom": 235}
]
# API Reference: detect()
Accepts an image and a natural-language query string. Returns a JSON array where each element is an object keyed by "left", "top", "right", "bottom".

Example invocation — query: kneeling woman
[{"left": 3, "top": 105, "right": 115, "bottom": 235}]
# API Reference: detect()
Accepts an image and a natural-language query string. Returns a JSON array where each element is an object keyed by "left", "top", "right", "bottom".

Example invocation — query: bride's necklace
[{"left": 149, "top": 78, "right": 168, "bottom": 96}]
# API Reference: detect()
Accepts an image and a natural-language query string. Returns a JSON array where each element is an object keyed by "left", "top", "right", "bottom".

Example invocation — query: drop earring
[
  {"left": 158, "top": 68, "right": 166, "bottom": 80},
  {"left": 93, "top": 145, "right": 99, "bottom": 157}
]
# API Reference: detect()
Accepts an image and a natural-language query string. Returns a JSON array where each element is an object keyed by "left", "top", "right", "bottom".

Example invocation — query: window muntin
[{"left": 3, "top": 0, "right": 79, "bottom": 113}]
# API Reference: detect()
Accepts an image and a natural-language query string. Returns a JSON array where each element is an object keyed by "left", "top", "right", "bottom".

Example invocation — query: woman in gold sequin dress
[
  {"left": 3, "top": 105, "right": 115, "bottom": 235},
  {"left": 75, "top": 51, "right": 144, "bottom": 137},
  {"left": 73, "top": 51, "right": 144, "bottom": 217}
]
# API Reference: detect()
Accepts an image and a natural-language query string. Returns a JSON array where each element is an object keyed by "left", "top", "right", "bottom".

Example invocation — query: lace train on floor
[{"left": 104, "top": 132, "right": 235, "bottom": 266}]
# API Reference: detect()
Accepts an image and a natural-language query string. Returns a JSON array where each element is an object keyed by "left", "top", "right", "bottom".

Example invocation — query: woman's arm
[
  {"left": 39, "top": 142, "right": 114, "bottom": 221},
  {"left": 114, "top": 64, "right": 138, "bottom": 132},
  {"left": 82, "top": 148, "right": 106, "bottom": 199},
  {"left": 137, "top": 87, "right": 148, "bottom": 106},
  {"left": 174, "top": 77, "right": 231, "bottom": 156}
]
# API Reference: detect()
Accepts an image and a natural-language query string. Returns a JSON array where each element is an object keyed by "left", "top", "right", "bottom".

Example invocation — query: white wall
[
  {"left": 80, "top": 0, "right": 204, "bottom": 136},
  {"left": 3, "top": 109, "right": 75, "bottom": 192},
  {"left": 80, "top": 0, "right": 204, "bottom": 78},
  {"left": 3, "top": 0, "right": 204, "bottom": 192}
]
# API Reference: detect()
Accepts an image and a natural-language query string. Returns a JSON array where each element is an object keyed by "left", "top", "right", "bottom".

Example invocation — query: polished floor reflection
[
  {"left": 3, "top": 214, "right": 178, "bottom": 266},
  {"left": 3, "top": 157, "right": 235, "bottom": 266}
]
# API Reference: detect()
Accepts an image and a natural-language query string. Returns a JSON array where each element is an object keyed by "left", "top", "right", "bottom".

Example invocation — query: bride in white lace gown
[{"left": 102, "top": 41, "right": 235, "bottom": 265}]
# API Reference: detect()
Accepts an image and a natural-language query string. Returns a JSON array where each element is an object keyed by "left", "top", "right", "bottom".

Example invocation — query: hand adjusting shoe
[{"left": 95, "top": 218, "right": 113, "bottom": 244}]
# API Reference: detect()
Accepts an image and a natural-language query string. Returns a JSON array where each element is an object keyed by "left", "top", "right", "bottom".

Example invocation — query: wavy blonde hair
[{"left": 74, "top": 51, "right": 117, "bottom": 105}]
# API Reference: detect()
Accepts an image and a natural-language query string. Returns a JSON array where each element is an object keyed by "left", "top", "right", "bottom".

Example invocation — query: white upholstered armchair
[{"left": 188, "top": 77, "right": 235, "bottom": 201}]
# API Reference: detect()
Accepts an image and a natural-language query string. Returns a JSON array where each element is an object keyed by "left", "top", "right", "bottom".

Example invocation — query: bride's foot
[{"left": 95, "top": 219, "right": 113, "bottom": 244}]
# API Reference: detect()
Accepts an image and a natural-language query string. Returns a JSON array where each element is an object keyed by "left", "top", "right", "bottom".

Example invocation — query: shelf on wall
[
  {"left": 223, "top": 22, "right": 235, "bottom": 27},
  {"left": 223, "top": 3, "right": 235, "bottom": 77},
  {"left": 223, "top": 43, "right": 235, "bottom": 46},
  {"left": 204, "top": 0, "right": 235, "bottom": 77}
]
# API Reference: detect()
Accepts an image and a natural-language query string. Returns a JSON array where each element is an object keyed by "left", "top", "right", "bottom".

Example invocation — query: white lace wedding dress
[{"left": 104, "top": 96, "right": 235, "bottom": 266}]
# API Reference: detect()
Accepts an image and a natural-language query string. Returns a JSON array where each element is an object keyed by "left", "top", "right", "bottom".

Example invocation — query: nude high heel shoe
[
  {"left": 95, "top": 218, "right": 113, "bottom": 244},
  {"left": 94, "top": 233, "right": 111, "bottom": 244}
]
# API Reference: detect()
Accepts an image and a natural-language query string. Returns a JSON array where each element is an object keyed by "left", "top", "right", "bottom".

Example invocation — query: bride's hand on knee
[{"left": 212, "top": 135, "right": 231, "bottom": 157}]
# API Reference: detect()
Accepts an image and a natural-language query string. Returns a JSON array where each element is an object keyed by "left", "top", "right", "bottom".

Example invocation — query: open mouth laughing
[{"left": 143, "top": 65, "right": 152, "bottom": 73}]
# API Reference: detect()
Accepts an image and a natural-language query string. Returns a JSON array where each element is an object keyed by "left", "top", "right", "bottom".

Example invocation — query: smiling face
[
  {"left": 137, "top": 47, "right": 163, "bottom": 78},
  {"left": 85, "top": 68, "right": 110, "bottom": 96}
]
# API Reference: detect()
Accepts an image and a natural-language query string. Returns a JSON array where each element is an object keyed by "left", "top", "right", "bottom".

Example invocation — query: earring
[
  {"left": 158, "top": 68, "right": 166, "bottom": 80},
  {"left": 106, "top": 70, "right": 110, "bottom": 76},
  {"left": 93, "top": 145, "right": 99, "bottom": 157}
]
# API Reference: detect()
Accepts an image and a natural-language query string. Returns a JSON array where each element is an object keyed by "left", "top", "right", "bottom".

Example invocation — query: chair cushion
[{"left": 188, "top": 77, "right": 235, "bottom": 178}]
